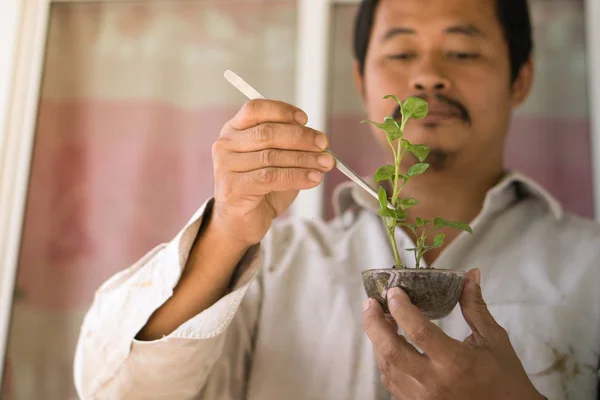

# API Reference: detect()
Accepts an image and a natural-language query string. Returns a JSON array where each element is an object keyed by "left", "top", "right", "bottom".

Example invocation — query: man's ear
[
  {"left": 353, "top": 59, "right": 366, "bottom": 102},
  {"left": 510, "top": 56, "right": 534, "bottom": 108}
]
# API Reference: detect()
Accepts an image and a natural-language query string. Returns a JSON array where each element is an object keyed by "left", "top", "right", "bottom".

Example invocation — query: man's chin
[
  {"left": 402, "top": 130, "right": 439, "bottom": 149},
  {"left": 403, "top": 123, "right": 466, "bottom": 147},
  {"left": 401, "top": 141, "right": 458, "bottom": 172}
]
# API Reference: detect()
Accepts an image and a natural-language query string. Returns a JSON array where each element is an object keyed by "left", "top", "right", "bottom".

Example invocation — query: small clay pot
[{"left": 361, "top": 268, "right": 464, "bottom": 320}]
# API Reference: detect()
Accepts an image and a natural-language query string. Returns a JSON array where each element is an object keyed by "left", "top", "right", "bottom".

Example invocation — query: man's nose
[{"left": 409, "top": 60, "right": 451, "bottom": 92}]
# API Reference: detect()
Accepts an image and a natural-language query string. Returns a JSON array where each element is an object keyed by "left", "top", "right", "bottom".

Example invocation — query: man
[{"left": 74, "top": 0, "right": 600, "bottom": 399}]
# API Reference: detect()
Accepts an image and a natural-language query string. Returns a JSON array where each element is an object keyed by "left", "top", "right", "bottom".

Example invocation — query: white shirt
[{"left": 73, "top": 171, "right": 600, "bottom": 399}]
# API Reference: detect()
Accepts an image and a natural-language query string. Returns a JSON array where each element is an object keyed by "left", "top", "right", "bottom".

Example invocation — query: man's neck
[
  {"left": 402, "top": 168, "right": 504, "bottom": 225},
  {"left": 398, "top": 166, "right": 505, "bottom": 265}
]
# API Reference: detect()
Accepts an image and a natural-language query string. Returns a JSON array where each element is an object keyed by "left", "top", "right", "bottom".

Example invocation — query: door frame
[{"left": 0, "top": 0, "right": 52, "bottom": 386}]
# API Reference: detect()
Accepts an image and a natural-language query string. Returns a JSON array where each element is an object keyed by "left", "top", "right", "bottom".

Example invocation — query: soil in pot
[{"left": 361, "top": 268, "right": 464, "bottom": 320}]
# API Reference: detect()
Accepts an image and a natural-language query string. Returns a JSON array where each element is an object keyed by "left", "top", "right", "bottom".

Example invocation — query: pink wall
[
  {"left": 2, "top": 2, "right": 296, "bottom": 398},
  {"left": 16, "top": 101, "right": 236, "bottom": 311}
]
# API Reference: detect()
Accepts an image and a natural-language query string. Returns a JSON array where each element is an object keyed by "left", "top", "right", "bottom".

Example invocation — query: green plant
[{"left": 361, "top": 95, "right": 473, "bottom": 269}]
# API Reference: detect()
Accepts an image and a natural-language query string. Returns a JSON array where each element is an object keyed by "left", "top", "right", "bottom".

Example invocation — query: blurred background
[{"left": 0, "top": 0, "right": 594, "bottom": 398}]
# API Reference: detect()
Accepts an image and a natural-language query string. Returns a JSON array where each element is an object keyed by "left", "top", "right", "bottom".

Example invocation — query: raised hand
[{"left": 211, "top": 99, "right": 334, "bottom": 246}]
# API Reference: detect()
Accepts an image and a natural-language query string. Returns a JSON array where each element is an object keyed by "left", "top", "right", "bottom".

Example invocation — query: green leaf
[
  {"left": 383, "top": 94, "right": 403, "bottom": 108},
  {"left": 393, "top": 209, "right": 408, "bottom": 220},
  {"left": 361, "top": 117, "right": 402, "bottom": 142},
  {"left": 398, "top": 222, "right": 416, "bottom": 234},
  {"left": 416, "top": 217, "right": 431, "bottom": 228},
  {"left": 378, "top": 208, "right": 395, "bottom": 218},
  {"left": 402, "top": 97, "right": 428, "bottom": 120},
  {"left": 408, "top": 163, "right": 429, "bottom": 177},
  {"left": 382, "top": 117, "right": 403, "bottom": 141},
  {"left": 359, "top": 119, "right": 388, "bottom": 132},
  {"left": 431, "top": 233, "right": 445, "bottom": 248},
  {"left": 377, "top": 186, "right": 388, "bottom": 210},
  {"left": 398, "top": 197, "right": 419, "bottom": 208},
  {"left": 383, "top": 94, "right": 402, "bottom": 105},
  {"left": 407, "top": 144, "right": 431, "bottom": 162},
  {"left": 434, "top": 218, "right": 474, "bottom": 235},
  {"left": 379, "top": 208, "right": 407, "bottom": 220},
  {"left": 374, "top": 165, "right": 395, "bottom": 183}
]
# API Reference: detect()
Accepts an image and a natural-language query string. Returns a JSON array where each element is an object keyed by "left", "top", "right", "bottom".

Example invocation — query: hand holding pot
[
  {"left": 211, "top": 99, "right": 334, "bottom": 247},
  {"left": 362, "top": 269, "right": 545, "bottom": 400}
]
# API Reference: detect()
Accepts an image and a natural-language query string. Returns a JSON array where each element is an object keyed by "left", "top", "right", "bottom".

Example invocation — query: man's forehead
[
  {"left": 381, "top": 24, "right": 487, "bottom": 42},
  {"left": 373, "top": 0, "right": 498, "bottom": 31}
]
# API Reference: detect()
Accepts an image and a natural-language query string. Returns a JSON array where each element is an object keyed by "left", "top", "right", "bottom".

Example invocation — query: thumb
[{"left": 459, "top": 269, "right": 502, "bottom": 345}]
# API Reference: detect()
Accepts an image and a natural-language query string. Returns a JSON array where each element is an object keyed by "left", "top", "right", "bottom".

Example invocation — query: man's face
[{"left": 355, "top": 0, "right": 533, "bottom": 171}]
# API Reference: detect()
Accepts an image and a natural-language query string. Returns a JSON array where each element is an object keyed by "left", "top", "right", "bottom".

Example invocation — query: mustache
[{"left": 392, "top": 93, "right": 471, "bottom": 123}]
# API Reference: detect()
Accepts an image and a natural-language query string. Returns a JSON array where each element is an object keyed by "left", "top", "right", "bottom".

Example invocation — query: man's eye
[
  {"left": 449, "top": 52, "right": 480, "bottom": 60},
  {"left": 387, "top": 53, "right": 415, "bottom": 60}
]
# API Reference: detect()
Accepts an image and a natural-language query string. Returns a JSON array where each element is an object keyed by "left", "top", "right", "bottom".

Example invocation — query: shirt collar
[{"left": 331, "top": 170, "right": 563, "bottom": 221}]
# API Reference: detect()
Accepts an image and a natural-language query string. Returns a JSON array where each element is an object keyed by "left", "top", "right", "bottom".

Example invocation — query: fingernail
[
  {"left": 295, "top": 111, "right": 308, "bottom": 125},
  {"left": 318, "top": 154, "right": 334, "bottom": 168},
  {"left": 315, "top": 134, "right": 328, "bottom": 150},
  {"left": 387, "top": 287, "right": 403, "bottom": 309},
  {"left": 307, "top": 171, "right": 322, "bottom": 183},
  {"left": 473, "top": 268, "right": 481, "bottom": 286}
]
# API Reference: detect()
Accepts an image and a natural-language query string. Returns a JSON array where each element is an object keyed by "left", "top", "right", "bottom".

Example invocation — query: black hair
[{"left": 353, "top": 0, "right": 533, "bottom": 83}]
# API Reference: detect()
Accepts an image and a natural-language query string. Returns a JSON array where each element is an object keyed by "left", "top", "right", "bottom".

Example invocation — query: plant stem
[
  {"left": 392, "top": 142, "right": 406, "bottom": 205},
  {"left": 415, "top": 227, "right": 427, "bottom": 268},
  {"left": 392, "top": 145, "right": 400, "bottom": 206},
  {"left": 388, "top": 223, "right": 403, "bottom": 268},
  {"left": 387, "top": 118, "right": 408, "bottom": 269}
]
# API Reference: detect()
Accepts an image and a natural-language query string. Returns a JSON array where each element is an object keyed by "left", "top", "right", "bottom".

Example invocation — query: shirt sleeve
[{"left": 73, "top": 198, "right": 263, "bottom": 399}]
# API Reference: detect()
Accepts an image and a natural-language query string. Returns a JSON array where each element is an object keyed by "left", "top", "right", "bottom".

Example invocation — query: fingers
[
  {"left": 222, "top": 99, "right": 328, "bottom": 153},
  {"left": 222, "top": 122, "right": 328, "bottom": 153},
  {"left": 459, "top": 269, "right": 507, "bottom": 346},
  {"left": 228, "top": 149, "right": 335, "bottom": 173},
  {"left": 387, "top": 288, "right": 458, "bottom": 359},
  {"left": 214, "top": 104, "right": 334, "bottom": 195},
  {"left": 228, "top": 99, "right": 308, "bottom": 130},
  {"left": 364, "top": 298, "right": 426, "bottom": 397},
  {"left": 215, "top": 99, "right": 331, "bottom": 192},
  {"left": 239, "top": 167, "right": 325, "bottom": 194},
  {"left": 386, "top": 315, "right": 399, "bottom": 332},
  {"left": 363, "top": 298, "right": 423, "bottom": 366}
]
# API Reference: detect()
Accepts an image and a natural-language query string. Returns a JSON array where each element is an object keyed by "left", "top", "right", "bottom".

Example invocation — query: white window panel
[
  {"left": 0, "top": 0, "right": 50, "bottom": 387},
  {"left": 585, "top": 0, "right": 600, "bottom": 221}
]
